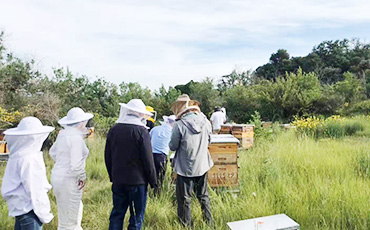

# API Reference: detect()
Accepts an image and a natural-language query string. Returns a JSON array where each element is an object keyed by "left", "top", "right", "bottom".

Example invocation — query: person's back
[
  {"left": 1, "top": 117, "right": 55, "bottom": 229},
  {"left": 105, "top": 99, "right": 157, "bottom": 230},
  {"left": 169, "top": 94, "right": 214, "bottom": 227},
  {"left": 105, "top": 123, "right": 156, "bottom": 186},
  {"left": 150, "top": 124, "right": 172, "bottom": 155},
  {"left": 210, "top": 110, "right": 226, "bottom": 132},
  {"left": 170, "top": 112, "right": 213, "bottom": 177},
  {"left": 50, "top": 127, "right": 88, "bottom": 178}
]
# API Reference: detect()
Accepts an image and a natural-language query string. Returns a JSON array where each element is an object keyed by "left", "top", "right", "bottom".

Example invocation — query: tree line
[{"left": 1, "top": 31, "right": 370, "bottom": 131}]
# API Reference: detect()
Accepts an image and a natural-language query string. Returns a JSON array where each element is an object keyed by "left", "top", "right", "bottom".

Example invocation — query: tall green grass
[{"left": 1, "top": 118, "right": 370, "bottom": 229}]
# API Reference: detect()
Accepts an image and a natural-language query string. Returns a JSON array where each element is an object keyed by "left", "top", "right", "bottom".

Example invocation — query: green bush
[
  {"left": 344, "top": 121, "right": 364, "bottom": 136},
  {"left": 91, "top": 113, "right": 117, "bottom": 136},
  {"left": 325, "top": 121, "right": 346, "bottom": 138},
  {"left": 356, "top": 153, "right": 370, "bottom": 178}
]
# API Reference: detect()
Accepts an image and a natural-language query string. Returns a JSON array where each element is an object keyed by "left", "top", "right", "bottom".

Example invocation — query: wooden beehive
[
  {"left": 0, "top": 130, "right": 9, "bottom": 154},
  {"left": 209, "top": 143, "right": 238, "bottom": 164},
  {"left": 262, "top": 121, "right": 273, "bottom": 128},
  {"left": 219, "top": 124, "right": 233, "bottom": 134},
  {"left": 208, "top": 134, "right": 239, "bottom": 187},
  {"left": 208, "top": 164, "right": 238, "bottom": 187},
  {"left": 232, "top": 124, "right": 255, "bottom": 149}
]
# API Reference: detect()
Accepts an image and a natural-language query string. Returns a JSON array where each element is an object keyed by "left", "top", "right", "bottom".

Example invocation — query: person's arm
[
  {"left": 69, "top": 137, "right": 87, "bottom": 184},
  {"left": 48, "top": 139, "right": 58, "bottom": 161},
  {"left": 169, "top": 122, "right": 181, "bottom": 151},
  {"left": 139, "top": 128, "right": 157, "bottom": 188},
  {"left": 210, "top": 113, "right": 215, "bottom": 127},
  {"left": 104, "top": 129, "right": 113, "bottom": 182},
  {"left": 21, "top": 158, "right": 54, "bottom": 224},
  {"left": 206, "top": 119, "right": 212, "bottom": 144}
]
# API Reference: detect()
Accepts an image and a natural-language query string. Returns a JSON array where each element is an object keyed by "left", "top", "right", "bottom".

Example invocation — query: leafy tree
[
  {"left": 334, "top": 72, "right": 364, "bottom": 104},
  {"left": 152, "top": 85, "right": 181, "bottom": 119},
  {"left": 119, "top": 82, "right": 153, "bottom": 105},
  {"left": 189, "top": 78, "right": 221, "bottom": 117},
  {"left": 175, "top": 80, "right": 198, "bottom": 95},
  {"left": 255, "top": 49, "right": 294, "bottom": 81},
  {"left": 217, "top": 69, "right": 253, "bottom": 93}
]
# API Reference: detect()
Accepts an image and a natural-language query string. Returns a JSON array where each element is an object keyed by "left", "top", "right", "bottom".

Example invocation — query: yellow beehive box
[
  {"left": 208, "top": 164, "right": 238, "bottom": 187},
  {"left": 209, "top": 134, "right": 239, "bottom": 164},
  {"left": 219, "top": 124, "right": 233, "bottom": 134}
]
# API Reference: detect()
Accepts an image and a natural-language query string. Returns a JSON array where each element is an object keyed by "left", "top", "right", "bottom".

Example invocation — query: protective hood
[
  {"left": 180, "top": 113, "right": 207, "bottom": 134},
  {"left": 58, "top": 126, "right": 86, "bottom": 137},
  {"left": 5, "top": 133, "right": 49, "bottom": 159},
  {"left": 116, "top": 106, "right": 148, "bottom": 128}
]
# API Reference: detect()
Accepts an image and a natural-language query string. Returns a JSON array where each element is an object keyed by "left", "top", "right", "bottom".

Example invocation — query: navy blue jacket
[{"left": 104, "top": 124, "right": 157, "bottom": 188}]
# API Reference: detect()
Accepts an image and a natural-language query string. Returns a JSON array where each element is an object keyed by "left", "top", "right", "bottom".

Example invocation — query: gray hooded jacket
[{"left": 169, "top": 112, "right": 214, "bottom": 177}]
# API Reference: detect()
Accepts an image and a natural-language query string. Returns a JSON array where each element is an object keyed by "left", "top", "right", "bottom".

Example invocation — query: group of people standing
[
  {"left": 1, "top": 94, "right": 216, "bottom": 230},
  {"left": 1, "top": 108, "right": 94, "bottom": 230}
]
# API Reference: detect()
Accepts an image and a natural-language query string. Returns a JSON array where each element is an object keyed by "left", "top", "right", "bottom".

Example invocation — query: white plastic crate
[{"left": 227, "top": 214, "right": 300, "bottom": 230}]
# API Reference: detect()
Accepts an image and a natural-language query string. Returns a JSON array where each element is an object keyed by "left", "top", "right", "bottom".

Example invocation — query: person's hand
[
  {"left": 150, "top": 182, "right": 158, "bottom": 189},
  {"left": 78, "top": 180, "right": 86, "bottom": 190}
]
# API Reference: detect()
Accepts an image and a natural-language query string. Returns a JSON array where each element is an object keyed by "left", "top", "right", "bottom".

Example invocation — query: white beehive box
[{"left": 227, "top": 214, "right": 300, "bottom": 230}]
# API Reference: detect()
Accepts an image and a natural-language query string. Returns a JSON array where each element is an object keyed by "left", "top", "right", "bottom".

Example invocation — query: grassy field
[{"left": 1, "top": 118, "right": 370, "bottom": 229}]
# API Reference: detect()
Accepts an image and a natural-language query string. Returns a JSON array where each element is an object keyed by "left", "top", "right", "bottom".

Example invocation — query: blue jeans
[
  {"left": 109, "top": 184, "right": 148, "bottom": 230},
  {"left": 15, "top": 210, "right": 42, "bottom": 230}
]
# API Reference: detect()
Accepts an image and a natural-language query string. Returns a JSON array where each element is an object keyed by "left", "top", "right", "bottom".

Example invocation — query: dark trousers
[
  {"left": 15, "top": 210, "right": 42, "bottom": 230},
  {"left": 153, "top": 153, "right": 167, "bottom": 195},
  {"left": 109, "top": 184, "right": 148, "bottom": 230},
  {"left": 176, "top": 173, "right": 213, "bottom": 227}
]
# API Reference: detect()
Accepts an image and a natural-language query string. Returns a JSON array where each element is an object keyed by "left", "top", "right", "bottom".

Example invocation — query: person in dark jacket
[{"left": 105, "top": 99, "right": 157, "bottom": 230}]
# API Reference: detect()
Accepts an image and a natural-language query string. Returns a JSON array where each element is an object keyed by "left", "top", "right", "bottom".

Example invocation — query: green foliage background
[{"left": 2, "top": 32, "right": 370, "bottom": 130}]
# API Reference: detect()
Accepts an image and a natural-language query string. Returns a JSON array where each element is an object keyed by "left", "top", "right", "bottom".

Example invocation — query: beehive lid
[
  {"left": 227, "top": 214, "right": 300, "bottom": 230},
  {"left": 221, "top": 124, "right": 233, "bottom": 127},
  {"left": 232, "top": 124, "right": 255, "bottom": 127},
  {"left": 210, "top": 134, "right": 239, "bottom": 144}
]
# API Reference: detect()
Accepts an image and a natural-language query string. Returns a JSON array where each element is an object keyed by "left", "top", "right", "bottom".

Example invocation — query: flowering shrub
[
  {"left": 292, "top": 115, "right": 364, "bottom": 138},
  {"left": 0, "top": 106, "right": 23, "bottom": 128},
  {"left": 292, "top": 116, "right": 323, "bottom": 137}
]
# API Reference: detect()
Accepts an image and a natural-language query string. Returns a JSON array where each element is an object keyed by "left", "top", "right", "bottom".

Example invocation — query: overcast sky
[{"left": 1, "top": 0, "right": 369, "bottom": 89}]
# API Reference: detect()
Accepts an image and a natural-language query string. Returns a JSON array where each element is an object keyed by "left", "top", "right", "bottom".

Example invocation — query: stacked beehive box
[
  {"left": 219, "top": 124, "right": 233, "bottom": 134},
  {"left": 0, "top": 130, "right": 9, "bottom": 154},
  {"left": 208, "top": 134, "right": 239, "bottom": 188},
  {"left": 231, "top": 124, "right": 255, "bottom": 149}
]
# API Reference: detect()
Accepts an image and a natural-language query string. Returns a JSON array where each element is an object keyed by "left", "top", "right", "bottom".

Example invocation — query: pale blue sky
[{"left": 1, "top": 0, "right": 369, "bottom": 89}]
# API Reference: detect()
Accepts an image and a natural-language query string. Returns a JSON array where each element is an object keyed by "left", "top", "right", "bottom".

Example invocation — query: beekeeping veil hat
[
  {"left": 4, "top": 117, "right": 54, "bottom": 159},
  {"left": 116, "top": 99, "right": 153, "bottom": 127},
  {"left": 4, "top": 117, "right": 54, "bottom": 136},
  {"left": 170, "top": 94, "right": 200, "bottom": 118},
  {"left": 58, "top": 107, "right": 94, "bottom": 126}
]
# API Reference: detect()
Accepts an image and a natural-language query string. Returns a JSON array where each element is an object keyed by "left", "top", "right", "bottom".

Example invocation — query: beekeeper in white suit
[
  {"left": 1, "top": 117, "right": 54, "bottom": 230},
  {"left": 49, "top": 107, "right": 94, "bottom": 230}
]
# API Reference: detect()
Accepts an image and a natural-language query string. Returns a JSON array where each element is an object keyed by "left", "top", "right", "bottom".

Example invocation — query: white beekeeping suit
[
  {"left": 49, "top": 107, "right": 93, "bottom": 230},
  {"left": 1, "top": 117, "right": 54, "bottom": 226}
]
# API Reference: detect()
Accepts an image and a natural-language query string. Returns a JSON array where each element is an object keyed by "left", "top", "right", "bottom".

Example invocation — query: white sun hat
[
  {"left": 58, "top": 107, "right": 94, "bottom": 125},
  {"left": 4, "top": 117, "right": 55, "bottom": 136},
  {"left": 119, "top": 99, "right": 153, "bottom": 116}
]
